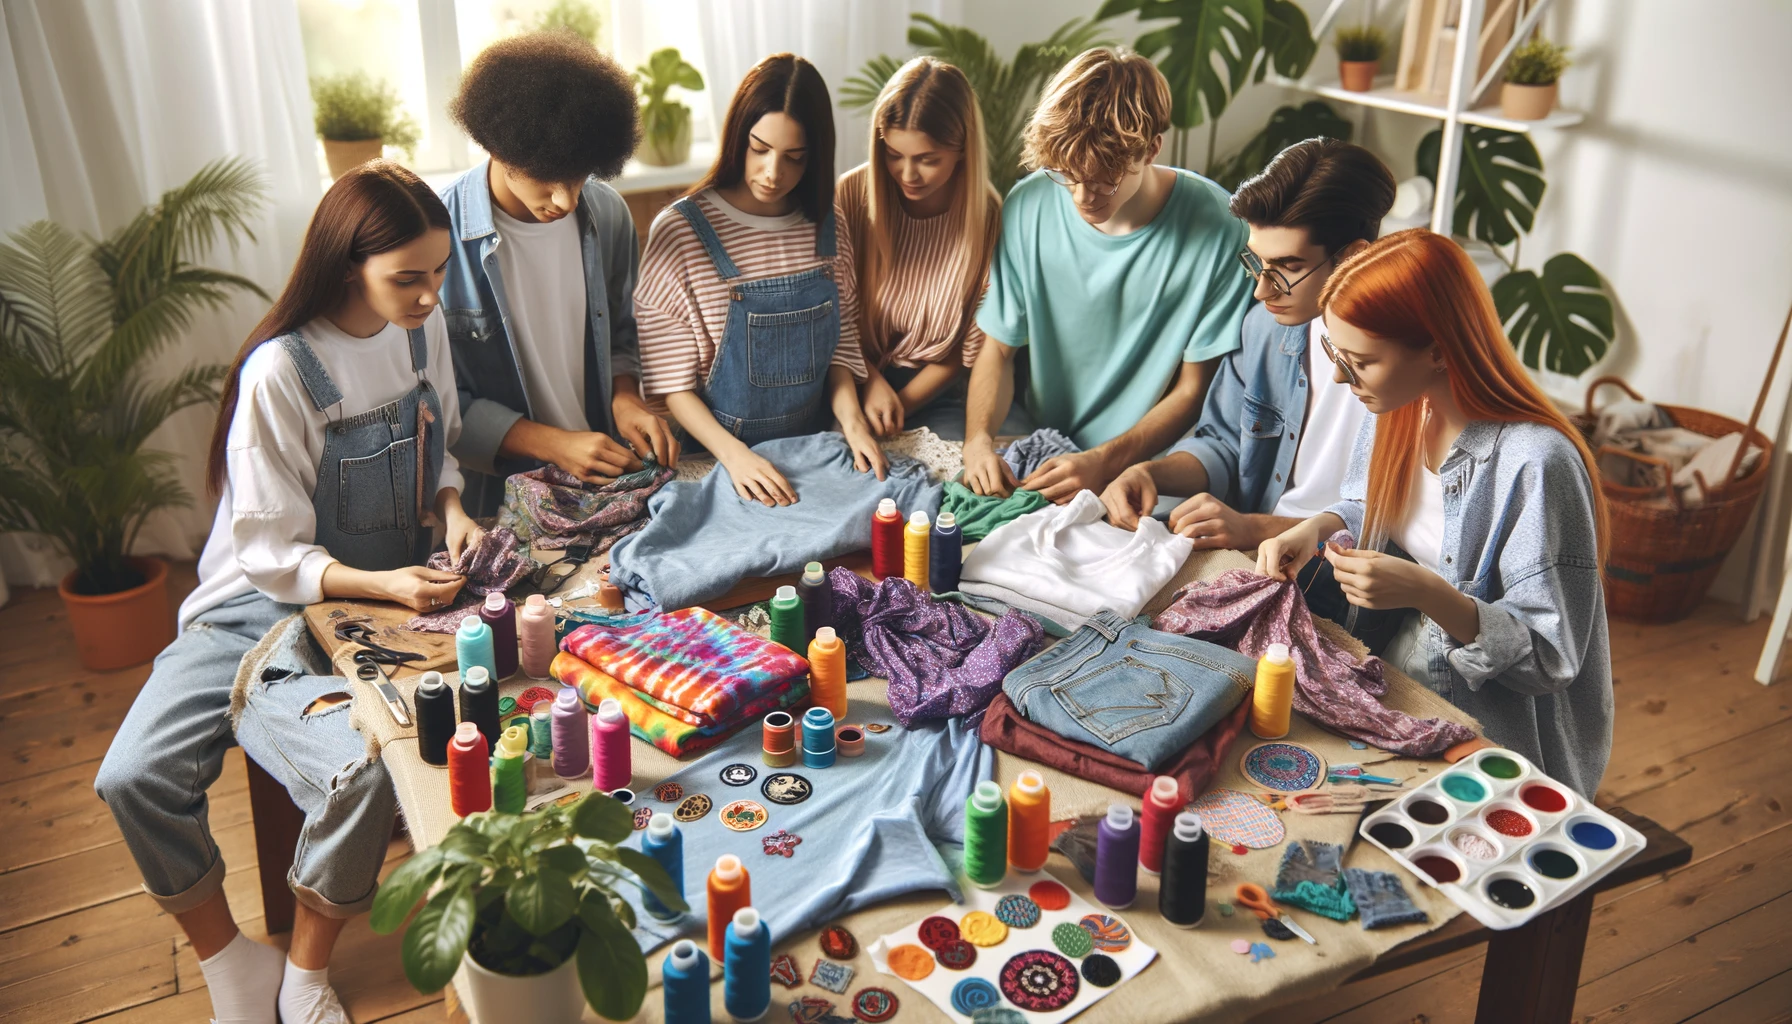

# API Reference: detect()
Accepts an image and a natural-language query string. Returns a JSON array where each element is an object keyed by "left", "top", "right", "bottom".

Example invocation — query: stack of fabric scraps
[
  {"left": 403, "top": 527, "right": 541, "bottom": 632},
  {"left": 549, "top": 607, "right": 809, "bottom": 756},
  {"left": 980, "top": 694, "right": 1250, "bottom": 802},
  {"left": 497, "top": 460, "right": 673, "bottom": 550},
  {"left": 1272, "top": 841, "right": 1356, "bottom": 921},
  {"left": 1151, "top": 568, "right": 1475, "bottom": 756},
  {"left": 939, "top": 480, "right": 1048, "bottom": 540},
  {"left": 1000, "top": 426, "right": 1080, "bottom": 478},
  {"left": 826, "top": 568, "right": 1044, "bottom": 726}
]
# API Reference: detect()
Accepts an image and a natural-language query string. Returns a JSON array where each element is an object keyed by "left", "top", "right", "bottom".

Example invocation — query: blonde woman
[{"left": 839, "top": 56, "right": 1022, "bottom": 440}]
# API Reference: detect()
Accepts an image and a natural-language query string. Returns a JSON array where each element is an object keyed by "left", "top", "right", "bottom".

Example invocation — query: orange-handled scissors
[{"left": 1235, "top": 883, "right": 1317, "bottom": 944}]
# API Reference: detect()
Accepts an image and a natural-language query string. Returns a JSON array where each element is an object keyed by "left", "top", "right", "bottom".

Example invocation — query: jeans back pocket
[
  {"left": 746, "top": 300, "right": 832, "bottom": 388},
  {"left": 1049, "top": 657, "right": 1194, "bottom": 745}
]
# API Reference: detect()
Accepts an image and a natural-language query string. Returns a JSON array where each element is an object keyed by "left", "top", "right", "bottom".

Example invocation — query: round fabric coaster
[
  {"left": 719, "top": 763, "right": 758, "bottom": 786},
  {"left": 673, "top": 793, "right": 712, "bottom": 822},
  {"left": 949, "top": 978, "right": 1001, "bottom": 1016},
  {"left": 1078, "top": 914, "right": 1132, "bottom": 953},
  {"left": 959, "top": 911, "right": 1008, "bottom": 947},
  {"left": 631, "top": 806, "right": 653, "bottom": 830},
  {"left": 760, "top": 772, "right": 812, "bottom": 805},
  {"left": 994, "top": 894, "right": 1041, "bottom": 929},
  {"left": 1240, "top": 741, "right": 1327, "bottom": 793},
  {"left": 935, "top": 939, "right": 977, "bottom": 971},
  {"left": 999, "top": 950, "right": 1079, "bottom": 1012},
  {"left": 886, "top": 944, "right": 934, "bottom": 981},
  {"left": 719, "top": 799, "right": 768, "bottom": 831},
  {"left": 1029, "top": 879, "right": 1072, "bottom": 911},
  {"left": 820, "top": 925, "right": 857, "bottom": 960},
  {"left": 1051, "top": 921, "right": 1094, "bottom": 959},
  {"left": 851, "top": 987, "right": 898, "bottom": 1023},
  {"left": 917, "top": 916, "right": 961, "bottom": 952},
  {"left": 1080, "top": 953, "right": 1122, "bottom": 988},
  {"left": 653, "top": 782, "right": 684, "bottom": 802}
]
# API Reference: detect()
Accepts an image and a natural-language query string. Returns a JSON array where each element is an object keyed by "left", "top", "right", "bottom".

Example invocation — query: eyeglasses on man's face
[
  {"left": 1043, "top": 169, "right": 1123, "bottom": 197},
  {"left": 1237, "top": 248, "right": 1333, "bottom": 298}
]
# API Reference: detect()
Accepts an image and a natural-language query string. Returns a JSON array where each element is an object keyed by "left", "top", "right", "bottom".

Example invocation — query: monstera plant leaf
[
  {"left": 1101, "top": 0, "right": 1264, "bottom": 129},
  {"left": 1255, "top": 0, "right": 1318, "bottom": 82},
  {"left": 1492, "top": 253, "right": 1616, "bottom": 375},
  {"left": 1214, "top": 100, "right": 1352, "bottom": 189},
  {"left": 1417, "top": 125, "right": 1545, "bottom": 247}
]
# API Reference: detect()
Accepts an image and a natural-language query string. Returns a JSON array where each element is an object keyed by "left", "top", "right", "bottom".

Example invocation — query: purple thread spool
[
  {"left": 480, "top": 590, "right": 519, "bottom": 679},
  {"left": 1094, "top": 803, "right": 1141, "bottom": 910},
  {"left": 551, "top": 685, "right": 591, "bottom": 779}
]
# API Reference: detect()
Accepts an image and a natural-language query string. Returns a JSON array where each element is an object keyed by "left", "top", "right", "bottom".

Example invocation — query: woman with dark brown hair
[{"left": 94, "top": 161, "right": 480, "bottom": 1024}]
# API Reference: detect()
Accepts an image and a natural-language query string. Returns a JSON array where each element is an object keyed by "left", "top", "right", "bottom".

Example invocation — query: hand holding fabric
[
  {"left": 380, "top": 565, "right": 466, "bottom": 612},
  {"left": 719, "top": 449, "right": 798, "bottom": 507},
  {"left": 962, "top": 438, "right": 1017, "bottom": 497},
  {"left": 1323, "top": 546, "right": 1439, "bottom": 610},
  {"left": 1020, "top": 448, "right": 1115, "bottom": 503},
  {"left": 1098, "top": 463, "right": 1157, "bottom": 530},
  {"left": 611, "top": 390, "right": 680, "bottom": 468},
  {"left": 1168, "top": 493, "right": 1251, "bottom": 550},
  {"left": 549, "top": 428, "right": 646, "bottom": 484},
  {"left": 1257, "top": 516, "right": 1331, "bottom": 580}
]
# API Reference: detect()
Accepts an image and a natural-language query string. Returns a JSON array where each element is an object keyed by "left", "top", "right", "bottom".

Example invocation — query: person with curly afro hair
[{"left": 436, "top": 31, "right": 679, "bottom": 517}]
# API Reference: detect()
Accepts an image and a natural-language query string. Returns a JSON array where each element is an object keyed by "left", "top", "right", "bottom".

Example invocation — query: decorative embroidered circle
[
  {"left": 851, "top": 987, "right": 898, "bottom": 1023},
  {"left": 885, "top": 944, "right": 934, "bottom": 981},
  {"left": 720, "top": 799, "right": 769, "bottom": 831},
  {"left": 959, "top": 910, "right": 1008, "bottom": 947},
  {"left": 760, "top": 772, "right": 813, "bottom": 805},
  {"left": 516, "top": 686, "right": 557, "bottom": 711},
  {"left": 949, "top": 978, "right": 1001, "bottom": 1016},
  {"left": 999, "top": 950, "right": 1079, "bottom": 1012},
  {"left": 631, "top": 806, "right": 653, "bottom": 830},
  {"left": 1028, "top": 879, "right": 1072, "bottom": 910},
  {"left": 1080, "top": 953, "right": 1121, "bottom": 988},
  {"left": 1078, "top": 914, "right": 1132, "bottom": 953},
  {"left": 994, "top": 894, "right": 1041, "bottom": 928},
  {"left": 720, "top": 763, "right": 759, "bottom": 786},
  {"left": 1051, "top": 921, "right": 1094, "bottom": 958},
  {"left": 917, "top": 915, "right": 961, "bottom": 952},
  {"left": 1189, "top": 788, "right": 1287, "bottom": 849},
  {"left": 673, "top": 793, "right": 712, "bottom": 821},
  {"left": 864, "top": 722, "right": 891, "bottom": 733},
  {"left": 1240, "top": 742, "right": 1327, "bottom": 793},
  {"left": 653, "top": 781, "right": 684, "bottom": 802},
  {"left": 935, "top": 939, "right": 977, "bottom": 971},
  {"left": 820, "top": 925, "right": 857, "bottom": 960}
]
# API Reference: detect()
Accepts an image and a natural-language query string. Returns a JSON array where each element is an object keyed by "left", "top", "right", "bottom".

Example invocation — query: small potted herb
[
  {"left": 311, "top": 72, "right": 422, "bottom": 178},
  {"left": 634, "top": 47, "right": 705, "bottom": 167},
  {"left": 1334, "top": 25, "right": 1387, "bottom": 93},
  {"left": 1501, "top": 37, "right": 1570, "bottom": 120},
  {"left": 371, "top": 792, "right": 687, "bottom": 1022}
]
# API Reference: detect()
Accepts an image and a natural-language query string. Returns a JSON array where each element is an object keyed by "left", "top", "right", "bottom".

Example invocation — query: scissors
[
  {"left": 1235, "top": 883, "right": 1317, "bottom": 944},
  {"left": 335, "top": 621, "right": 419, "bottom": 727}
]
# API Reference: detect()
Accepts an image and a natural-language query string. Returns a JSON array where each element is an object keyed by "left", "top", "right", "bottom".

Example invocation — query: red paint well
[
  {"left": 1486, "top": 808, "right": 1534, "bottom": 837},
  {"left": 1520, "top": 784, "right": 1567, "bottom": 813}
]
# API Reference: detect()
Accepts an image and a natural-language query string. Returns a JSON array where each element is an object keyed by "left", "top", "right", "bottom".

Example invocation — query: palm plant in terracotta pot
[
  {"left": 312, "top": 72, "right": 422, "bottom": 178},
  {"left": 1334, "top": 24, "right": 1387, "bottom": 92},
  {"left": 1501, "top": 37, "right": 1570, "bottom": 120}
]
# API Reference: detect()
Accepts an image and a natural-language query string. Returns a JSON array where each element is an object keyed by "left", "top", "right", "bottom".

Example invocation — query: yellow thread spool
[
  {"left": 1250, "top": 642, "right": 1295, "bottom": 739},
  {"left": 904, "top": 510, "right": 931, "bottom": 591},
  {"left": 1007, "top": 769, "right": 1051, "bottom": 873}
]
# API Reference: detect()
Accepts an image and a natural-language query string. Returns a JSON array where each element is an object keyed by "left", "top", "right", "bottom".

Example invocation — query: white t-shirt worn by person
[
  {"left": 492, "top": 204, "right": 589, "bottom": 432},
  {"left": 1273, "top": 318, "right": 1370, "bottom": 519}
]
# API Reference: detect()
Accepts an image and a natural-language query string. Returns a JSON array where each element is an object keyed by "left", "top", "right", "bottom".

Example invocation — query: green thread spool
[
  {"left": 491, "top": 725, "right": 528, "bottom": 814},
  {"left": 963, "top": 781, "right": 1008, "bottom": 888},
  {"left": 769, "top": 585, "right": 804, "bottom": 654},
  {"left": 529, "top": 708, "right": 553, "bottom": 760}
]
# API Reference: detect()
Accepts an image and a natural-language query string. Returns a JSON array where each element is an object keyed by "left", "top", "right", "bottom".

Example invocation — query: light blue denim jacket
[
  {"left": 1169, "top": 304, "right": 1311, "bottom": 513},
  {"left": 437, "top": 162, "right": 642, "bottom": 515},
  {"left": 1326, "top": 416, "right": 1613, "bottom": 796}
]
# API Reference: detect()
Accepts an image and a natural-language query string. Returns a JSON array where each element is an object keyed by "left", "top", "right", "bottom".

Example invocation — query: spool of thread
[
  {"left": 1094, "top": 803, "right": 1141, "bottom": 909},
  {"left": 491, "top": 724, "right": 528, "bottom": 813},
  {"left": 834, "top": 725, "right": 865, "bottom": 757},
  {"left": 592, "top": 697, "right": 632, "bottom": 792},
  {"left": 480, "top": 590, "right": 519, "bottom": 679},
  {"left": 643, "top": 813, "right": 686, "bottom": 922},
  {"left": 458, "top": 665, "right": 501, "bottom": 750},
  {"left": 552, "top": 685, "right": 591, "bottom": 779},
  {"left": 528, "top": 707, "right": 553, "bottom": 761},
  {"left": 1159, "top": 812, "right": 1210, "bottom": 928},
  {"left": 761, "top": 711, "right": 797, "bottom": 768},
  {"left": 801, "top": 707, "right": 836, "bottom": 769},
  {"left": 723, "top": 907, "right": 772, "bottom": 1023},
  {"left": 870, "top": 498, "right": 904, "bottom": 579},
  {"left": 1250, "top": 642, "right": 1296, "bottom": 739},
  {"left": 807, "top": 626, "right": 847, "bottom": 722},
  {"left": 663, "top": 939, "right": 711, "bottom": 1024},
  {"left": 706, "top": 855, "right": 752, "bottom": 960},
  {"left": 1007, "top": 769, "right": 1051, "bottom": 873},
  {"left": 963, "top": 781, "right": 1008, "bottom": 888},
  {"left": 414, "top": 671, "right": 455, "bottom": 767},
  {"left": 903, "top": 510, "right": 931, "bottom": 591},
  {"left": 1139, "top": 775, "right": 1182, "bottom": 876},
  {"left": 929, "top": 511, "right": 962, "bottom": 593},
  {"left": 518, "top": 594, "right": 556, "bottom": 678},
  {"left": 768, "top": 585, "right": 804, "bottom": 654},
  {"left": 796, "top": 561, "right": 832, "bottom": 643},
  {"left": 599, "top": 580, "right": 626, "bottom": 611},
  {"left": 447, "top": 721, "right": 491, "bottom": 816},
  {"left": 455, "top": 615, "right": 497, "bottom": 688}
]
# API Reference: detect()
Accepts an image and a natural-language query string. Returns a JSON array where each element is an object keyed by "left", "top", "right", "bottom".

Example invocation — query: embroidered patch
[
  {"left": 674, "top": 793, "right": 712, "bottom": 822},
  {"left": 1080, "top": 952, "right": 1121, "bottom": 988},
  {"left": 917, "top": 915, "right": 961, "bottom": 952},
  {"left": 762, "top": 829, "right": 802, "bottom": 857},
  {"left": 654, "top": 781, "right": 684, "bottom": 802},
  {"left": 1051, "top": 920, "right": 1093, "bottom": 958},
  {"left": 788, "top": 995, "right": 835, "bottom": 1023},
  {"left": 820, "top": 925, "right": 857, "bottom": 960},
  {"left": 935, "top": 939, "right": 977, "bottom": 971},
  {"left": 1028, "top": 879, "right": 1072, "bottom": 910},
  {"left": 721, "top": 799, "right": 769, "bottom": 831},
  {"left": 998, "top": 950, "right": 1079, "bottom": 1012},
  {"left": 1078, "top": 914, "right": 1132, "bottom": 953},
  {"left": 1190, "top": 788, "right": 1286, "bottom": 849},
  {"left": 959, "top": 910, "right": 1008, "bottom": 947},
  {"left": 863, "top": 722, "right": 891, "bottom": 733},
  {"left": 885, "top": 943, "right": 934, "bottom": 981},
  {"left": 768, "top": 953, "right": 801, "bottom": 988},
  {"left": 516, "top": 686, "right": 557, "bottom": 712},
  {"left": 851, "top": 987, "right": 898, "bottom": 1023},
  {"left": 809, "top": 958, "right": 855, "bottom": 994},
  {"left": 720, "top": 763, "right": 759, "bottom": 786},
  {"left": 631, "top": 806, "right": 653, "bottom": 830},
  {"left": 995, "top": 893, "right": 1042, "bottom": 928},
  {"left": 760, "top": 772, "right": 813, "bottom": 805},
  {"left": 949, "top": 978, "right": 1001, "bottom": 1016},
  {"left": 1241, "top": 742, "right": 1327, "bottom": 792}
]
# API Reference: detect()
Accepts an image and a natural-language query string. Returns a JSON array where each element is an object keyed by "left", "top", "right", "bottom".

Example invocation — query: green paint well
[
  {"left": 1440, "top": 775, "right": 1487, "bottom": 802},
  {"left": 1480, "top": 755, "right": 1522, "bottom": 779},
  {"left": 1530, "top": 850, "right": 1579, "bottom": 879}
]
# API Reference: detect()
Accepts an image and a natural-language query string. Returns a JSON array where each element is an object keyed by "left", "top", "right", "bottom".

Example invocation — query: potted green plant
[
  {"left": 372, "top": 792, "right": 687, "bottom": 1022},
  {"left": 311, "top": 72, "right": 422, "bottom": 178},
  {"left": 634, "top": 48, "right": 704, "bottom": 168},
  {"left": 1501, "top": 37, "right": 1570, "bottom": 120},
  {"left": 0, "top": 159, "right": 268, "bottom": 670},
  {"left": 532, "top": 0, "right": 603, "bottom": 44},
  {"left": 1334, "top": 24, "right": 1388, "bottom": 92}
]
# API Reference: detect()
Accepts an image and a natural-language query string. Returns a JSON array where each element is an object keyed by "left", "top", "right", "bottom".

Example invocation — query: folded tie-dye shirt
[{"left": 550, "top": 652, "right": 808, "bottom": 758}]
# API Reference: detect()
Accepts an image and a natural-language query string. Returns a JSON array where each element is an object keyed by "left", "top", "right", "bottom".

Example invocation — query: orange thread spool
[
  {"left": 807, "top": 626, "right": 847, "bottom": 722},
  {"left": 447, "top": 721, "right": 492, "bottom": 817},
  {"left": 1007, "top": 769, "right": 1051, "bottom": 873},
  {"left": 871, "top": 498, "right": 904, "bottom": 579},
  {"left": 707, "top": 854, "right": 752, "bottom": 960}
]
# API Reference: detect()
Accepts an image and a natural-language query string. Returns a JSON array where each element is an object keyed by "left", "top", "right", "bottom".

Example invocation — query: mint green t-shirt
[{"left": 976, "top": 168, "right": 1253, "bottom": 449}]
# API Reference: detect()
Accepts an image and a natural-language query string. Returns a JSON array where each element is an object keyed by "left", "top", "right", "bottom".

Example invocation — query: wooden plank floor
[{"left": 0, "top": 565, "right": 1786, "bottom": 1022}]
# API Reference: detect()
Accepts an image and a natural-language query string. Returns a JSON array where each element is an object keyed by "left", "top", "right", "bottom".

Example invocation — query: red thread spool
[
  {"left": 448, "top": 721, "right": 492, "bottom": 817},
  {"left": 1139, "top": 775, "right": 1182, "bottom": 875},
  {"left": 762, "top": 711, "right": 797, "bottom": 767},
  {"left": 871, "top": 498, "right": 904, "bottom": 579}
]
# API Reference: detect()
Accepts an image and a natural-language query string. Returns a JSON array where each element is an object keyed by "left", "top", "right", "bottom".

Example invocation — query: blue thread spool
[
  {"left": 455, "top": 615, "right": 497, "bottom": 686},
  {"left": 642, "top": 813, "right": 685, "bottom": 922},
  {"left": 801, "top": 707, "right": 836, "bottom": 769},
  {"left": 723, "top": 907, "right": 771, "bottom": 1022},
  {"left": 930, "top": 511, "right": 962, "bottom": 594},
  {"left": 662, "top": 939, "right": 711, "bottom": 1024}
]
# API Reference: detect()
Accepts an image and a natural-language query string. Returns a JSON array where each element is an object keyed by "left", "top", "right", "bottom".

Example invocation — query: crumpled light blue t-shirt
[{"left": 607, "top": 432, "right": 942, "bottom": 611}]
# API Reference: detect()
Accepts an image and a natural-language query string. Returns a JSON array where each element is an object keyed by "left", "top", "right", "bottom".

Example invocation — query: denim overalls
[
  {"left": 671, "top": 196, "right": 840, "bottom": 446},
  {"left": 95, "top": 326, "right": 445, "bottom": 920}
]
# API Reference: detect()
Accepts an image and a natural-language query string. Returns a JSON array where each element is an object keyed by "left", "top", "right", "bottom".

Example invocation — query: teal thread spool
[
  {"left": 769, "top": 585, "right": 804, "bottom": 653},
  {"left": 963, "top": 780, "right": 1008, "bottom": 888},
  {"left": 529, "top": 708, "right": 553, "bottom": 761},
  {"left": 456, "top": 615, "right": 497, "bottom": 685}
]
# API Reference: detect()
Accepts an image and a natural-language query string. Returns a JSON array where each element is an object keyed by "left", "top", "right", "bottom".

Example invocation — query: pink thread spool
[
  {"left": 1139, "top": 775, "right": 1182, "bottom": 876},
  {"left": 518, "top": 594, "right": 556, "bottom": 678},
  {"left": 592, "top": 697, "right": 632, "bottom": 792},
  {"left": 552, "top": 685, "right": 590, "bottom": 779}
]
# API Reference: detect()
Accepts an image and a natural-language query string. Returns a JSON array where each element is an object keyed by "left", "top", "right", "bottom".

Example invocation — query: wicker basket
[{"left": 1574, "top": 376, "right": 1773, "bottom": 623}]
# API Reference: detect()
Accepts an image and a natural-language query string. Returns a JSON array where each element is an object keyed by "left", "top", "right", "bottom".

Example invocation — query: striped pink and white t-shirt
[{"left": 635, "top": 189, "right": 866, "bottom": 397}]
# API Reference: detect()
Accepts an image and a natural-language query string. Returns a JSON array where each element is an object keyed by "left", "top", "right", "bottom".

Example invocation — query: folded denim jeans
[{"left": 1001, "top": 610, "right": 1255, "bottom": 771}]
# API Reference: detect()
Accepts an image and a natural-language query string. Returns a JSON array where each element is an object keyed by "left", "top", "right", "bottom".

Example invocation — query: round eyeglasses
[
  {"left": 1043, "top": 169, "right": 1123, "bottom": 197},
  {"left": 1237, "top": 249, "right": 1334, "bottom": 298}
]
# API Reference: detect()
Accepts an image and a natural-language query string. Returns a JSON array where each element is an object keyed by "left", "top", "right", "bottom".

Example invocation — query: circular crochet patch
[
  {"left": 851, "top": 987, "right": 898, "bottom": 1023},
  {"left": 719, "top": 763, "right": 758, "bottom": 786},
  {"left": 673, "top": 793, "right": 712, "bottom": 821},
  {"left": 1028, "top": 879, "right": 1072, "bottom": 910},
  {"left": 949, "top": 978, "right": 1001, "bottom": 1016},
  {"left": 1240, "top": 741, "right": 1327, "bottom": 793},
  {"left": 653, "top": 782, "right": 684, "bottom": 802},
  {"left": 819, "top": 925, "right": 857, "bottom": 960},
  {"left": 917, "top": 915, "right": 961, "bottom": 952},
  {"left": 631, "top": 806, "right": 653, "bottom": 830},
  {"left": 935, "top": 939, "right": 977, "bottom": 971},
  {"left": 999, "top": 950, "right": 1079, "bottom": 1012},
  {"left": 994, "top": 894, "right": 1041, "bottom": 929},
  {"left": 760, "top": 772, "right": 812, "bottom": 805},
  {"left": 959, "top": 911, "right": 1008, "bottom": 947},
  {"left": 516, "top": 686, "right": 557, "bottom": 711},
  {"left": 1051, "top": 921, "right": 1094, "bottom": 958},
  {"left": 1080, "top": 953, "right": 1121, "bottom": 988},
  {"left": 885, "top": 944, "right": 934, "bottom": 981},
  {"left": 1078, "top": 914, "right": 1132, "bottom": 953}
]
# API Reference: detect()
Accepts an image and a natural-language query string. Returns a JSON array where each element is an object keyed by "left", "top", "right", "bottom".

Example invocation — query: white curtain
[{"left": 0, "top": 0, "right": 318, "bottom": 589}]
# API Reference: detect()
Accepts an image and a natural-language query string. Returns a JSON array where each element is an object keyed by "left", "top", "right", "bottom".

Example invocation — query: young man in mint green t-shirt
[{"left": 962, "top": 48, "right": 1253, "bottom": 501}]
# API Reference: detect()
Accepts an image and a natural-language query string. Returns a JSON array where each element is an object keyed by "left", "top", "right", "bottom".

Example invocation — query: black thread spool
[
  {"left": 458, "top": 666, "right": 501, "bottom": 750},
  {"left": 1159, "top": 811, "right": 1209, "bottom": 928},
  {"left": 414, "top": 671, "right": 456, "bottom": 767}
]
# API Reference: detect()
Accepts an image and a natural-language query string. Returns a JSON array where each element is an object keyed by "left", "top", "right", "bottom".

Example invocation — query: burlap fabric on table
[{"left": 343, "top": 544, "right": 1476, "bottom": 1024}]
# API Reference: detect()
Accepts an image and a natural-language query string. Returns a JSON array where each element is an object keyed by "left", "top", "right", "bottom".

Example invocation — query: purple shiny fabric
[
  {"left": 1151, "top": 568, "right": 1475, "bottom": 756},
  {"left": 403, "top": 527, "right": 540, "bottom": 632},
  {"left": 497, "top": 462, "right": 673, "bottom": 551},
  {"left": 827, "top": 567, "right": 1044, "bottom": 727}
]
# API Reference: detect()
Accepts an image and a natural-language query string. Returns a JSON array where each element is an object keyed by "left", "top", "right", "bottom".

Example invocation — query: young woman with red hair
[{"left": 1256, "top": 229, "right": 1612, "bottom": 796}]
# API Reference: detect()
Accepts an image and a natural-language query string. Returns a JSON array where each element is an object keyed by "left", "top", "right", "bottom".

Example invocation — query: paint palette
[{"left": 1357, "top": 748, "right": 1645, "bottom": 930}]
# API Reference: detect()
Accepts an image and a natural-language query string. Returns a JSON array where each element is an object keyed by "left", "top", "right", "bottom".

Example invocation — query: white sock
[
  {"left": 197, "top": 932, "right": 283, "bottom": 1024},
  {"left": 278, "top": 957, "right": 349, "bottom": 1024}
]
